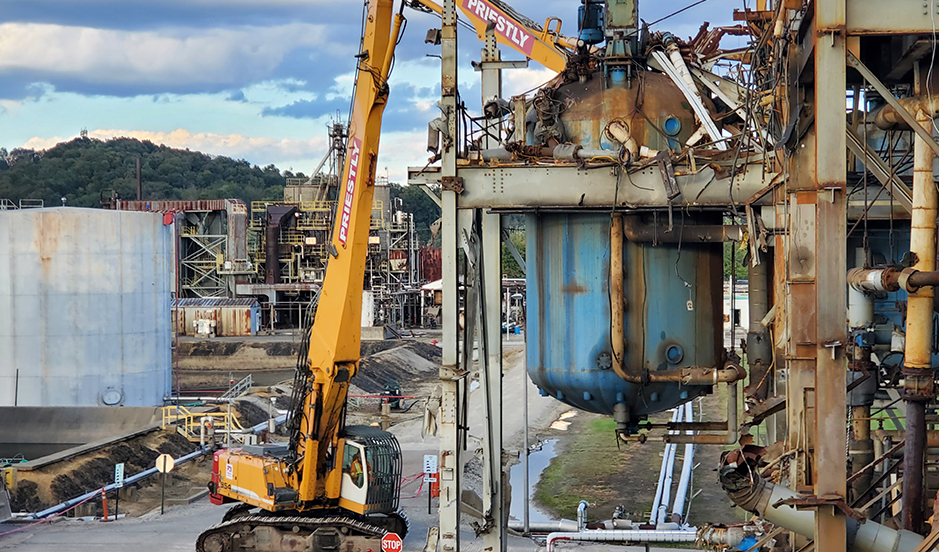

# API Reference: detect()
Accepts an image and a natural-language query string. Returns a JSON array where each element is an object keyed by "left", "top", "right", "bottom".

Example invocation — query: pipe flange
[{"left": 899, "top": 267, "right": 918, "bottom": 292}]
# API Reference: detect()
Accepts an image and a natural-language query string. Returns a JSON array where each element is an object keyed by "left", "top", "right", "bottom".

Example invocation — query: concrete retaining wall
[{"left": 0, "top": 406, "right": 159, "bottom": 461}]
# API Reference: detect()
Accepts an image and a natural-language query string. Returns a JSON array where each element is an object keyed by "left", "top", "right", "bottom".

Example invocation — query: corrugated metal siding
[
  {"left": 117, "top": 199, "right": 244, "bottom": 212},
  {"left": 174, "top": 298, "right": 258, "bottom": 307},
  {"left": 0, "top": 207, "right": 172, "bottom": 407},
  {"left": 172, "top": 302, "right": 257, "bottom": 336},
  {"left": 420, "top": 247, "right": 442, "bottom": 282}
]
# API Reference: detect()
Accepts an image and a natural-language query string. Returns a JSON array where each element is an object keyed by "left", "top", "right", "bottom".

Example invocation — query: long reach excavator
[{"left": 196, "top": 1, "right": 408, "bottom": 550}]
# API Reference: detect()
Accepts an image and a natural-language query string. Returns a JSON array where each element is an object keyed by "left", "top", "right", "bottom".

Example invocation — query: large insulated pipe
[
  {"left": 848, "top": 248, "right": 876, "bottom": 507},
  {"left": 508, "top": 520, "right": 579, "bottom": 533},
  {"left": 651, "top": 410, "right": 681, "bottom": 522},
  {"left": 546, "top": 530, "right": 699, "bottom": 552},
  {"left": 873, "top": 95, "right": 939, "bottom": 130},
  {"left": 746, "top": 259, "right": 772, "bottom": 402},
  {"left": 576, "top": 500, "right": 588, "bottom": 531},
  {"left": 657, "top": 422, "right": 680, "bottom": 525},
  {"left": 719, "top": 462, "right": 924, "bottom": 552},
  {"left": 902, "top": 108, "right": 938, "bottom": 532},
  {"left": 671, "top": 402, "right": 695, "bottom": 521}
]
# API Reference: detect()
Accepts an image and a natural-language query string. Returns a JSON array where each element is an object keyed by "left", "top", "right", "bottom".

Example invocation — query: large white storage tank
[{"left": 0, "top": 207, "right": 172, "bottom": 406}]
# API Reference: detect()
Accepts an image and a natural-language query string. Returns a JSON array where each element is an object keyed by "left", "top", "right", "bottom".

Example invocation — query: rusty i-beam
[{"left": 814, "top": 0, "right": 848, "bottom": 550}]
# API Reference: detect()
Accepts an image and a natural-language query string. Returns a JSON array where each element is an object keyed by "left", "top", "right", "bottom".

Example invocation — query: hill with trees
[
  {"left": 0, "top": 136, "right": 449, "bottom": 249},
  {"left": 0, "top": 137, "right": 292, "bottom": 207}
]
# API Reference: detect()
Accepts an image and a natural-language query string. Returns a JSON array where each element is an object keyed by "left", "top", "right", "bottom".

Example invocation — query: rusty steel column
[
  {"left": 901, "top": 108, "right": 937, "bottom": 532},
  {"left": 814, "top": 0, "right": 848, "bottom": 549}
]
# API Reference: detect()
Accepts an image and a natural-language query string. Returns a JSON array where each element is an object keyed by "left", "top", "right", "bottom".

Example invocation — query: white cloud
[
  {"left": 504, "top": 66, "right": 558, "bottom": 97},
  {"left": 23, "top": 128, "right": 328, "bottom": 166},
  {"left": 0, "top": 22, "right": 333, "bottom": 87},
  {"left": 375, "top": 130, "right": 431, "bottom": 183}
]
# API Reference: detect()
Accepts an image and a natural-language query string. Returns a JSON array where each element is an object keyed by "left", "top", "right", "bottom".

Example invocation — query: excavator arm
[
  {"left": 205, "top": 0, "right": 405, "bottom": 517},
  {"left": 409, "top": 0, "right": 574, "bottom": 72},
  {"left": 294, "top": 0, "right": 405, "bottom": 505}
]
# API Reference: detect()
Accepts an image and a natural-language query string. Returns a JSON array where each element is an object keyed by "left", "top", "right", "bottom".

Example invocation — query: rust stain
[
  {"left": 561, "top": 281, "right": 587, "bottom": 294},
  {"left": 35, "top": 212, "right": 62, "bottom": 276}
]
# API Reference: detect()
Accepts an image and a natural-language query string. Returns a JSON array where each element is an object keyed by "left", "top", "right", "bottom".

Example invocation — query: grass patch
[{"left": 534, "top": 414, "right": 634, "bottom": 520}]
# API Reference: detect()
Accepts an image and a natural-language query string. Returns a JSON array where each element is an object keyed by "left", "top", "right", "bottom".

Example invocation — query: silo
[{"left": 0, "top": 207, "right": 172, "bottom": 407}]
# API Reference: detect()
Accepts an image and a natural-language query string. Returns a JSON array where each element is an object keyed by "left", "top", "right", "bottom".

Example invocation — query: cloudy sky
[{"left": 0, "top": 0, "right": 744, "bottom": 182}]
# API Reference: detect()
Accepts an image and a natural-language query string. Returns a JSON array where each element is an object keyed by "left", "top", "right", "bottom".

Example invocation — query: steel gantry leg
[
  {"left": 439, "top": 0, "right": 462, "bottom": 545},
  {"left": 814, "top": 0, "right": 848, "bottom": 549},
  {"left": 475, "top": 15, "right": 507, "bottom": 552},
  {"left": 479, "top": 209, "right": 505, "bottom": 552}
]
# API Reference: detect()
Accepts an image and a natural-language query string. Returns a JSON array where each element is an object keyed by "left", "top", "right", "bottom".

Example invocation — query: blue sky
[{"left": 0, "top": 0, "right": 744, "bottom": 183}]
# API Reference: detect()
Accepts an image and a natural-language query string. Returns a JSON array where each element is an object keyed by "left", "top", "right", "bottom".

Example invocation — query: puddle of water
[
  {"left": 470, "top": 380, "right": 480, "bottom": 393},
  {"left": 509, "top": 439, "right": 558, "bottom": 523}
]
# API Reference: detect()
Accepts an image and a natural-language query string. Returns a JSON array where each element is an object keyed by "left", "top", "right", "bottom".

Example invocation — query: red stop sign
[{"left": 381, "top": 533, "right": 403, "bottom": 552}]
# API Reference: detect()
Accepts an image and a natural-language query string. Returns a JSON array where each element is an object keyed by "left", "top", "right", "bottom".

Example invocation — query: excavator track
[{"left": 196, "top": 512, "right": 407, "bottom": 552}]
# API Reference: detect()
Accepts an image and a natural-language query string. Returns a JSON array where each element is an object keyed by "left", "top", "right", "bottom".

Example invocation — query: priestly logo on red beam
[
  {"left": 338, "top": 137, "right": 362, "bottom": 246},
  {"left": 462, "top": 0, "right": 533, "bottom": 55}
]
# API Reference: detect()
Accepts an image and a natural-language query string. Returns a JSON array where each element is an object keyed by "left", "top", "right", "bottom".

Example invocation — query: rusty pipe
[
  {"left": 631, "top": 381, "right": 738, "bottom": 445},
  {"left": 873, "top": 96, "right": 939, "bottom": 130},
  {"left": 665, "top": 382, "right": 737, "bottom": 444},
  {"left": 639, "top": 421, "right": 729, "bottom": 431},
  {"left": 620, "top": 215, "right": 744, "bottom": 243},
  {"left": 610, "top": 214, "right": 630, "bottom": 383},
  {"left": 718, "top": 463, "right": 924, "bottom": 552},
  {"left": 847, "top": 266, "right": 939, "bottom": 293},
  {"left": 901, "top": 107, "right": 938, "bottom": 532},
  {"left": 874, "top": 429, "right": 939, "bottom": 447},
  {"left": 616, "top": 362, "right": 746, "bottom": 385}
]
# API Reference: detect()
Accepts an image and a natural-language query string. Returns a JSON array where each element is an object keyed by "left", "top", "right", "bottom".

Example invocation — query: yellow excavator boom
[
  {"left": 205, "top": 0, "right": 404, "bottom": 513},
  {"left": 295, "top": 0, "right": 405, "bottom": 502},
  {"left": 411, "top": 0, "right": 573, "bottom": 72}
]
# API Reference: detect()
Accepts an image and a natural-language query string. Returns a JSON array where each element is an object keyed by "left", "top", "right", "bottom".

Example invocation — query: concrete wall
[{"left": 0, "top": 406, "right": 159, "bottom": 460}]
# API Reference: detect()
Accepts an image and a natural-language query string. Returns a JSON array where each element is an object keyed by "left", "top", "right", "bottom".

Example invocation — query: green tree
[
  {"left": 0, "top": 137, "right": 288, "bottom": 207},
  {"left": 388, "top": 182, "right": 442, "bottom": 245},
  {"left": 501, "top": 229, "right": 526, "bottom": 278},
  {"left": 723, "top": 241, "right": 748, "bottom": 280}
]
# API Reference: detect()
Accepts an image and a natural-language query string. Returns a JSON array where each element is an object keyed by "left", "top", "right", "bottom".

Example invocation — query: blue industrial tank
[{"left": 526, "top": 213, "right": 723, "bottom": 420}]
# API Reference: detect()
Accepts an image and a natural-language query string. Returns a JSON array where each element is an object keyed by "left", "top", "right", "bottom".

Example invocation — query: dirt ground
[
  {"left": 7, "top": 338, "right": 742, "bottom": 541},
  {"left": 9, "top": 430, "right": 211, "bottom": 517}
]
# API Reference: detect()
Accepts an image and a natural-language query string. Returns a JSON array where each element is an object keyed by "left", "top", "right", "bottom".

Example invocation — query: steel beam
[
  {"left": 419, "top": 184, "right": 442, "bottom": 208},
  {"left": 438, "top": 0, "right": 462, "bottom": 546},
  {"left": 847, "top": 52, "right": 939, "bottom": 159},
  {"left": 480, "top": 209, "right": 505, "bottom": 552},
  {"left": 413, "top": 164, "right": 774, "bottom": 209},
  {"left": 845, "top": 127, "right": 913, "bottom": 213},
  {"left": 846, "top": 0, "right": 939, "bottom": 35},
  {"left": 815, "top": 0, "right": 848, "bottom": 550}
]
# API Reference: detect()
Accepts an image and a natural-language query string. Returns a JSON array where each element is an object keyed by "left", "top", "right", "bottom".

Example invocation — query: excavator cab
[{"left": 338, "top": 425, "right": 403, "bottom": 515}]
